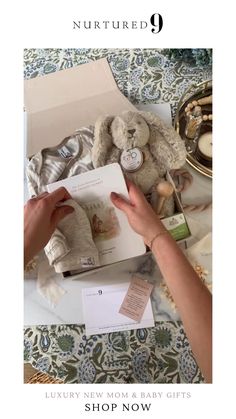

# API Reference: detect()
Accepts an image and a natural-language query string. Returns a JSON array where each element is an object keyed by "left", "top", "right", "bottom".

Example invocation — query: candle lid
[{"left": 120, "top": 147, "right": 144, "bottom": 172}]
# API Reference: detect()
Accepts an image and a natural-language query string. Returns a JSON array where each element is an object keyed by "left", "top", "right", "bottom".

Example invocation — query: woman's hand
[
  {"left": 110, "top": 179, "right": 165, "bottom": 246},
  {"left": 113, "top": 179, "right": 212, "bottom": 383},
  {"left": 24, "top": 187, "right": 74, "bottom": 266}
]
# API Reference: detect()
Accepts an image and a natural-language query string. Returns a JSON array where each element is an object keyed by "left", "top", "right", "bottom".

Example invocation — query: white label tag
[
  {"left": 120, "top": 148, "right": 143, "bottom": 172},
  {"left": 80, "top": 256, "right": 96, "bottom": 268},
  {"left": 58, "top": 145, "right": 73, "bottom": 158}
]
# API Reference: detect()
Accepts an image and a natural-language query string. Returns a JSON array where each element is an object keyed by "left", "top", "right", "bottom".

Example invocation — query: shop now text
[{"left": 84, "top": 403, "right": 151, "bottom": 412}]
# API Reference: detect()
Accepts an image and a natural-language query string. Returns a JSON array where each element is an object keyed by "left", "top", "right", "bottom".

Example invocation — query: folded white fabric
[{"left": 45, "top": 199, "right": 100, "bottom": 273}]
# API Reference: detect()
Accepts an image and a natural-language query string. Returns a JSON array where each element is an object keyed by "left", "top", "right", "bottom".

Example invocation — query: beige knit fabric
[{"left": 45, "top": 200, "right": 100, "bottom": 273}]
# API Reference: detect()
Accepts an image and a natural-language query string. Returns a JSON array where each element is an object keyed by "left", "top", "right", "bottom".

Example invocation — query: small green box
[{"left": 160, "top": 171, "right": 191, "bottom": 242}]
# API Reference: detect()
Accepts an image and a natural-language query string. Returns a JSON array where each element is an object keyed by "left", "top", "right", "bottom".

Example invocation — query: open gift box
[
  {"left": 63, "top": 169, "right": 191, "bottom": 279},
  {"left": 24, "top": 58, "right": 191, "bottom": 280}
]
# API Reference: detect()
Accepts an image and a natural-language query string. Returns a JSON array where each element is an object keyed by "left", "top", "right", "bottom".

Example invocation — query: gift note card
[
  {"left": 119, "top": 276, "right": 154, "bottom": 322},
  {"left": 82, "top": 282, "right": 154, "bottom": 336}
]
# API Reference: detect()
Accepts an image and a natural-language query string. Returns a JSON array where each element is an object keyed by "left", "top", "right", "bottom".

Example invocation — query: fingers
[
  {"left": 111, "top": 179, "right": 147, "bottom": 215},
  {"left": 124, "top": 177, "right": 133, "bottom": 190},
  {"left": 51, "top": 205, "right": 74, "bottom": 227},
  {"left": 46, "top": 187, "right": 72, "bottom": 206},
  {"left": 35, "top": 192, "right": 49, "bottom": 199},
  {"left": 125, "top": 179, "right": 146, "bottom": 206},
  {"left": 110, "top": 192, "right": 132, "bottom": 214}
]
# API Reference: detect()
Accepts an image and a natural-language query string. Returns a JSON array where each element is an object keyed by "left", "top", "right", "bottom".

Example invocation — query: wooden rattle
[{"left": 156, "top": 181, "right": 174, "bottom": 216}]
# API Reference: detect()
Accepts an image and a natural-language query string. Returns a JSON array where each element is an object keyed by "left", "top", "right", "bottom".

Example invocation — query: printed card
[
  {"left": 119, "top": 276, "right": 154, "bottom": 322},
  {"left": 82, "top": 282, "right": 154, "bottom": 336}
]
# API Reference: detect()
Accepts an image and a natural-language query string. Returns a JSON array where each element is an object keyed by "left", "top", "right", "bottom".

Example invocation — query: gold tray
[{"left": 174, "top": 80, "right": 212, "bottom": 179}]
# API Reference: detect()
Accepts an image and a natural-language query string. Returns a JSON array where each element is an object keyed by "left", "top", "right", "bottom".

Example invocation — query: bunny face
[
  {"left": 92, "top": 110, "right": 187, "bottom": 184},
  {"left": 110, "top": 111, "right": 150, "bottom": 150}
]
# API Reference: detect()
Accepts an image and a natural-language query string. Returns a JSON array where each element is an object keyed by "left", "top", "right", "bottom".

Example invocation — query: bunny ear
[
  {"left": 139, "top": 111, "right": 187, "bottom": 175},
  {"left": 92, "top": 115, "right": 114, "bottom": 168},
  {"left": 138, "top": 111, "right": 163, "bottom": 127}
]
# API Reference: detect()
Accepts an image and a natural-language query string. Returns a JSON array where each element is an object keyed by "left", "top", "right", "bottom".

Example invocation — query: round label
[{"left": 120, "top": 148, "right": 144, "bottom": 172}]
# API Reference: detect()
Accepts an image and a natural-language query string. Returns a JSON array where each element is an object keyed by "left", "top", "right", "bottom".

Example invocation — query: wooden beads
[
  {"left": 203, "top": 114, "right": 212, "bottom": 121},
  {"left": 185, "top": 95, "right": 212, "bottom": 111},
  {"left": 197, "top": 95, "right": 212, "bottom": 106},
  {"left": 185, "top": 112, "right": 212, "bottom": 120},
  {"left": 185, "top": 95, "right": 212, "bottom": 121}
]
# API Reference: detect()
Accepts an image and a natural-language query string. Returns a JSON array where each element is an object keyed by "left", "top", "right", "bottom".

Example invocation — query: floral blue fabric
[{"left": 24, "top": 322, "right": 204, "bottom": 383}]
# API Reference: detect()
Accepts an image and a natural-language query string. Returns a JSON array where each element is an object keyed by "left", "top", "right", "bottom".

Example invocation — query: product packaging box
[
  {"left": 161, "top": 171, "right": 191, "bottom": 242},
  {"left": 24, "top": 58, "right": 136, "bottom": 157}
]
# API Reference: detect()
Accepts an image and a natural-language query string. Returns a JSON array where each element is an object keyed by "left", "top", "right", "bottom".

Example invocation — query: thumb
[
  {"left": 110, "top": 192, "right": 132, "bottom": 215},
  {"left": 51, "top": 205, "right": 74, "bottom": 227}
]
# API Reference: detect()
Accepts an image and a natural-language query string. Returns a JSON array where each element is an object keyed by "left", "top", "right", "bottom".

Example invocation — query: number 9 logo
[{"left": 150, "top": 13, "right": 163, "bottom": 34}]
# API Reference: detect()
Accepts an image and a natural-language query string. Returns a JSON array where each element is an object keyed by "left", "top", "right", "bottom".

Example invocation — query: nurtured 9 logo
[{"left": 150, "top": 13, "right": 163, "bottom": 34}]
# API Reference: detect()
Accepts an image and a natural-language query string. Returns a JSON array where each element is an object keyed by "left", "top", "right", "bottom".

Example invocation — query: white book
[{"left": 47, "top": 163, "right": 146, "bottom": 268}]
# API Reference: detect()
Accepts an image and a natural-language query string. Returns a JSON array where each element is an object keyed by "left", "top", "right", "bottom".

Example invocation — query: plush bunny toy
[{"left": 92, "top": 111, "right": 186, "bottom": 215}]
